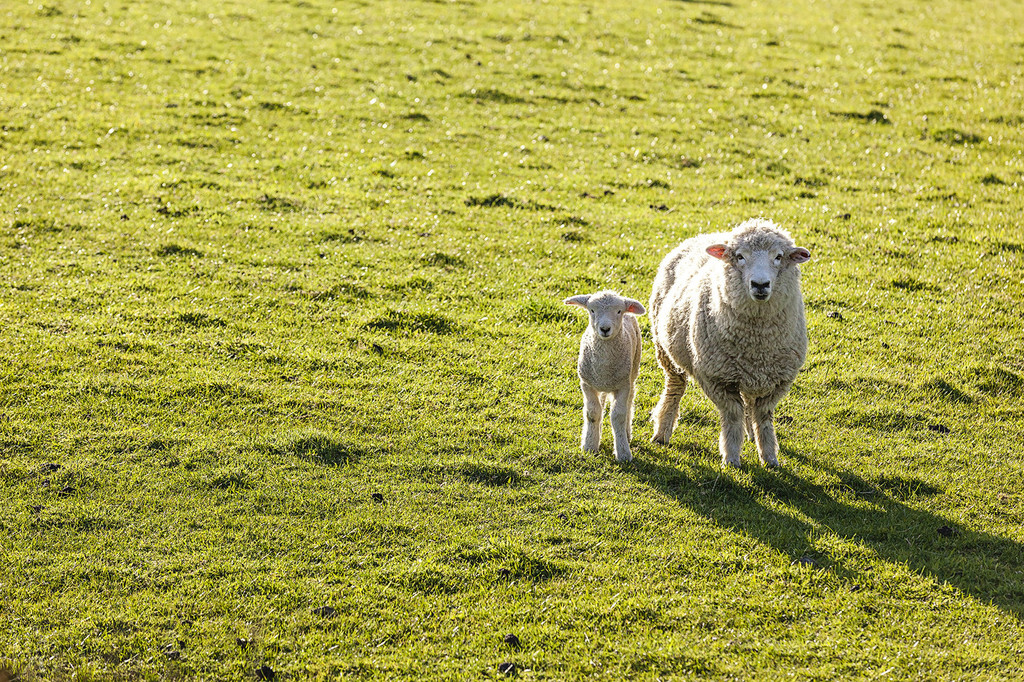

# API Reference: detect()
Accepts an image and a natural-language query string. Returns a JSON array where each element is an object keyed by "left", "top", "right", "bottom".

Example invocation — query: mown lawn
[{"left": 2, "top": 0, "right": 1023, "bottom": 679}]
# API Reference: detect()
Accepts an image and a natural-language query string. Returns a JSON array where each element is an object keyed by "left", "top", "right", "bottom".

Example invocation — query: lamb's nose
[
  {"left": 751, "top": 280, "right": 770, "bottom": 291},
  {"left": 599, "top": 325, "right": 612, "bottom": 335}
]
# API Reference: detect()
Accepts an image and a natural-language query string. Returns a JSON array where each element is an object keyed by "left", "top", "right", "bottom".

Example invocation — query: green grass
[{"left": 2, "top": 0, "right": 1024, "bottom": 679}]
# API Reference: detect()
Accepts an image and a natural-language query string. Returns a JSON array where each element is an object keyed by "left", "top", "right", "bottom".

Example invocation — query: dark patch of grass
[
  {"left": 459, "top": 88, "right": 532, "bottom": 105},
  {"left": 154, "top": 243, "right": 203, "bottom": 258},
  {"left": 173, "top": 312, "right": 226, "bottom": 329},
  {"left": 257, "top": 193, "right": 303, "bottom": 211},
  {"left": 872, "top": 475, "right": 943, "bottom": 499},
  {"left": 830, "top": 408, "right": 926, "bottom": 432},
  {"left": 931, "top": 128, "right": 983, "bottom": 144},
  {"left": 206, "top": 467, "right": 252, "bottom": 490},
  {"left": 890, "top": 278, "right": 938, "bottom": 292},
  {"left": 635, "top": 178, "right": 671, "bottom": 189},
  {"left": 465, "top": 193, "right": 558, "bottom": 211},
  {"left": 319, "top": 228, "right": 369, "bottom": 243},
  {"left": 420, "top": 252, "right": 467, "bottom": 268},
  {"left": 387, "top": 276, "right": 434, "bottom": 292},
  {"left": 302, "top": 282, "right": 371, "bottom": 300},
  {"left": 919, "top": 377, "right": 974, "bottom": 404},
  {"left": 450, "top": 462, "right": 524, "bottom": 487},
  {"left": 794, "top": 176, "right": 829, "bottom": 188},
  {"left": 692, "top": 12, "right": 735, "bottom": 27},
  {"left": 364, "top": 310, "right": 461, "bottom": 335},
  {"left": 261, "top": 432, "right": 368, "bottom": 466},
  {"left": 980, "top": 173, "right": 1006, "bottom": 185},
  {"left": 832, "top": 109, "right": 891, "bottom": 124},
  {"left": 386, "top": 567, "right": 465, "bottom": 595},
  {"left": 970, "top": 365, "right": 1024, "bottom": 399}
]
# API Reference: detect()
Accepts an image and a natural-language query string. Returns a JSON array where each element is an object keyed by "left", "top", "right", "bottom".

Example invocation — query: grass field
[{"left": 2, "top": 0, "right": 1024, "bottom": 679}]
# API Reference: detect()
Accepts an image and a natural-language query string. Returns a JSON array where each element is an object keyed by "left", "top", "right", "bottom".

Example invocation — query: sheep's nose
[
  {"left": 751, "top": 280, "right": 771, "bottom": 291},
  {"left": 599, "top": 325, "right": 612, "bottom": 335}
]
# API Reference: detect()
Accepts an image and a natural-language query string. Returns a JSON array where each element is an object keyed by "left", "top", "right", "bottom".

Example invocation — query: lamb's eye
[
  {"left": 774, "top": 254, "right": 783, "bottom": 263},
  {"left": 618, "top": 310, "right": 623, "bottom": 315},
  {"left": 736, "top": 255, "right": 745, "bottom": 264}
]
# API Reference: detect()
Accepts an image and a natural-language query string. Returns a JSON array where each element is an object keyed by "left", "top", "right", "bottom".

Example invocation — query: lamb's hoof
[
  {"left": 615, "top": 452, "right": 633, "bottom": 463},
  {"left": 761, "top": 458, "right": 780, "bottom": 469},
  {"left": 722, "top": 456, "right": 742, "bottom": 469}
]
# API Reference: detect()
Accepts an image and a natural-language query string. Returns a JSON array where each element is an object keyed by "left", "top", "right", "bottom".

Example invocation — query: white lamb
[
  {"left": 648, "top": 218, "right": 811, "bottom": 468},
  {"left": 564, "top": 290, "right": 646, "bottom": 462}
]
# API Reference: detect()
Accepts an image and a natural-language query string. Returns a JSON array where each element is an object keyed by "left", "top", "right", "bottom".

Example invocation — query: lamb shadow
[{"left": 628, "top": 444, "right": 1024, "bottom": 618}]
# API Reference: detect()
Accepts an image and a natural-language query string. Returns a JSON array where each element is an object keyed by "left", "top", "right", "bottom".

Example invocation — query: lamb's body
[
  {"left": 649, "top": 219, "right": 809, "bottom": 467},
  {"left": 565, "top": 290, "right": 646, "bottom": 462}
]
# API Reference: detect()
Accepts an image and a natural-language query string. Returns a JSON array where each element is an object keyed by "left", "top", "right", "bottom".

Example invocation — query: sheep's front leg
[
  {"left": 580, "top": 381, "right": 604, "bottom": 453},
  {"left": 752, "top": 393, "right": 784, "bottom": 468},
  {"left": 610, "top": 388, "right": 633, "bottom": 463},
  {"left": 704, "top": 383, "right": 745, "bottom": 468},
  {"left": 652, "top": 371, "right": 686, "bottom": 445}
]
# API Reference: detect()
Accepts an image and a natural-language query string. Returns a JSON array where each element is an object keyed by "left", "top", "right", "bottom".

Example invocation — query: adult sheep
[{"left": 649, "top": 218, "right": 810, "bottom": 468}]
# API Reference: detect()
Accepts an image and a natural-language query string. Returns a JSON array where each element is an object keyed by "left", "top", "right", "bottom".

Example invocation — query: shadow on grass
[
  {"left": 628, "top": 444, "right": 1024, "bottom": 618},
  {"left": 260, "top": 432, "right": 368, "bottom": 466}
]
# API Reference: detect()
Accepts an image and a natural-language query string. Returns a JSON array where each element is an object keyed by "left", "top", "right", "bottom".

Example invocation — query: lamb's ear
[
  {"left": 625, "top": 299, "right": 646, "bottom": 316},
  {"left": 564, "top": 294, "right": 590, "bottom": 308},
  {"left": 706, "top": 244, "right": 728, "bottom": 260},
  {"left": 788, "top": 247, "right": 811, "bottom": 263}
]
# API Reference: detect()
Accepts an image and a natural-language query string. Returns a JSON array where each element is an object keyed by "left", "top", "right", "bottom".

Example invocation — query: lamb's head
[
  {"left": 564, "top": 290, "right": 646, "bottom": 339},
  {"left": 707, "top": 219, "right": 810, "bottom": 303}
]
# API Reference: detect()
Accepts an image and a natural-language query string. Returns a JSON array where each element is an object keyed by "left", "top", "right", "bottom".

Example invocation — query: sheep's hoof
[
  {"left": 615, "top": 452, "right": 633, "bottom": 463},
  {"left": 722, "top": 456, "right": 742, "bottom": 469},
  {"left": 761, "top": 458, "right": 780, "bottom": 469}
]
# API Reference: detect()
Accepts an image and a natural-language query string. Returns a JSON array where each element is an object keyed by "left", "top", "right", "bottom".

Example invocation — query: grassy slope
[{"left": 1, "top": 0, "right": 1023, "bottom": 679}]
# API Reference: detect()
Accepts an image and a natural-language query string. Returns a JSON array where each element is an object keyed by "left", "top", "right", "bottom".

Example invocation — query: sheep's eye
[
  {"left": 774, "top": 254, "right": 783, "bottom": 263},
  {"left": 618, "top": 310, "right": 623, "bottom": 315},
  {"left": 736, "top": 255, "right": 745, "bottom": 264}
]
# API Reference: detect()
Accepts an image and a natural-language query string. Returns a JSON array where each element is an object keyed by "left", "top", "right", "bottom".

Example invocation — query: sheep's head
[
  {"left": 564, "top": 290, "right": 646, "bottom": 339},
  {"left": 707, "top": 219, "right": 810, "bottom": 303}
]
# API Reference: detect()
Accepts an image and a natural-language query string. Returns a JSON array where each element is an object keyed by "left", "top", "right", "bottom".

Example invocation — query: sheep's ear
[
  {"left": 625, "top": 299, "right": 646, "bottom": 316},
  {"left": 706, "top": 244, "right": 728, "bottom": 260},
  {"left": 564, "top": 295, "right": 590, "bottom": 308},
  {"left": 788, "top": 247, "right": 811, "bottom": 263}
]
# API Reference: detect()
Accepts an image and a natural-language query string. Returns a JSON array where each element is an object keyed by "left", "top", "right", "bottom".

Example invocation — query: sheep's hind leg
[
  {"left": 742, "top": 396, "right": 755, "bottom": 441},
  {"left": 752, "top": 394, "right": 783, "bottom": 468},
  {"left": 704, "top": 383, "right": 745, "bottom": 468},
  {"left": 580, "top": 382, "right": 604, "bottom": 453},
  {"left": 610, "top": 389, "right": 633, "bottom": 463}
]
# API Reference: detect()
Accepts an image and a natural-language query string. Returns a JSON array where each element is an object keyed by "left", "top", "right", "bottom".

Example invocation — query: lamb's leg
[
  {"left": 752, "top": 393, "right": 784, "bottom": 468},
  {"left": 580, "top": 381, "right": 604, "bottom": 453},
  {"left": 625, "top": 383, "right": 636, "bottom": 442},
  {"left": 610, "top": 389, "right": 633, "bottom": 462},
  {"left": 704, "top": 383, "right": 745, "bottom": 468}
]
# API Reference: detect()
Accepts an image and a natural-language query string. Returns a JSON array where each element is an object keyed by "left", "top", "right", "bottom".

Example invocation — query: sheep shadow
[{"left": 627, "top": 444, "right": 1024, "bottom": 618}]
